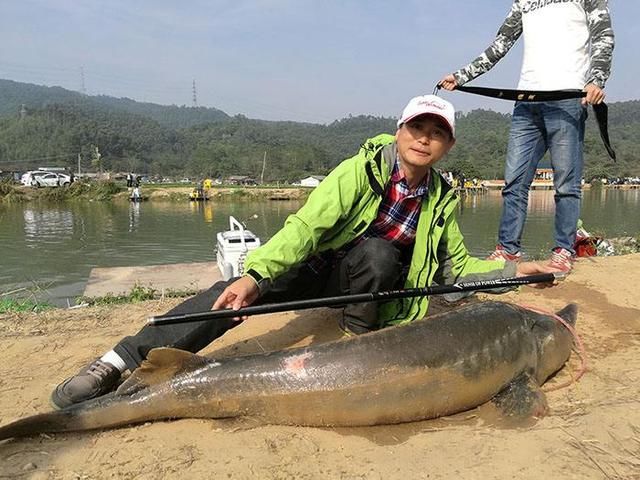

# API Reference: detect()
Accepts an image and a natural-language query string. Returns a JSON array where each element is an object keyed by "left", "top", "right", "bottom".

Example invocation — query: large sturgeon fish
[{"left": 0, "top": 301, "right": 577, "bottom": 440}]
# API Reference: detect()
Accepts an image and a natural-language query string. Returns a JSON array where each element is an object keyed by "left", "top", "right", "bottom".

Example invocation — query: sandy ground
[
  {"left": 82, "top": 262, "right": 221, "bottom": 298},
  {"left": 0, "top": 255, "right": 639, "bottom": 479}
]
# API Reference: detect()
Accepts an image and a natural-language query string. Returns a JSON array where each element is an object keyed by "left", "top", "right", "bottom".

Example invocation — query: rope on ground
[{"left": 519, "top": 303, "right": 588, "bottom": 392}]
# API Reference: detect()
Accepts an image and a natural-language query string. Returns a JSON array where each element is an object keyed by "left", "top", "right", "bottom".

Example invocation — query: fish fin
[
  {"left": 555, "top": 303, "right": 578, "bottom": 327},
  {"left": 491, "top": 373, "right": 548, "bottom": 419},
  {"left": 116, "top": 348, "right": 211, "bottom": 396}
]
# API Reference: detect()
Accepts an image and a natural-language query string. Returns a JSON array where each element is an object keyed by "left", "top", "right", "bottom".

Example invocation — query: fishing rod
[
  {"left": 435, "top": 84, "right": 616, "bottom": 161},
  {"left": 147, "top": 272, "right": 566, "bottom": 326}
]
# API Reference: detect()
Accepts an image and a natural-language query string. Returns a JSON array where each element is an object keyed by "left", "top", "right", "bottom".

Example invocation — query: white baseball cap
[{"left": 397, "top": 95, "right": 456, "bottom": 138}]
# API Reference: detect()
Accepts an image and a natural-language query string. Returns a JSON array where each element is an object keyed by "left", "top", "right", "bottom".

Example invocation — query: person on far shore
[{"left": 439, "top": 0, "right": 614, "bottom": 273}]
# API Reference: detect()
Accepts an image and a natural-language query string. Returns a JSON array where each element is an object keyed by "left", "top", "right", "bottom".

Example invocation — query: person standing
[{"left": 440, "top": 0, "right": 614, "bottom": 272}]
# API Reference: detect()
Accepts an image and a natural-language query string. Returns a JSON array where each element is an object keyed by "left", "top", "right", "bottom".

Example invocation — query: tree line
[{"left": 0, "top": 79, "right": 638, "bottom": 182}]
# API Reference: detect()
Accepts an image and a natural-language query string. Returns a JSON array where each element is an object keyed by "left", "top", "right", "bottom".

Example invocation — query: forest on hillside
[{"left": 0, "top": 79, "right": 638, "bottom": 182}]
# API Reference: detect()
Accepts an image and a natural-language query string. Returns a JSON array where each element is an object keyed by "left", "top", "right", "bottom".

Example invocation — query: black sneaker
[{"left": 50, "top": 359, "right": 121, "bottom": 409}]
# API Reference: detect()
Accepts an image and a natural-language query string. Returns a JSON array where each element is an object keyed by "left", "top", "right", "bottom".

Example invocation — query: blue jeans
[{"left": 498, "top": 98, "right": 587, "bottom": 255}]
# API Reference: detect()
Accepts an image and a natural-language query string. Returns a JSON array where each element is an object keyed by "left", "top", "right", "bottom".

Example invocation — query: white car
[
  {"left": 20, "top": 171, "right": 45, "bottom": 186},
  {"left": 21, "top": 171, "right": 72, "bottom": 187}
]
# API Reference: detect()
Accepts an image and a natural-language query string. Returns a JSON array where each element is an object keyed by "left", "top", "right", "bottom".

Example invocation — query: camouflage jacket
[{"left": 454, "top": 0, "right": 614, "bottom": 89}]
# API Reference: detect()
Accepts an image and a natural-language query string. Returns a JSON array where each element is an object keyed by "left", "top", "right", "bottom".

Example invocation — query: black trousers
[{"left": 114, "top": 238, "right": 403, "bottom": 371}]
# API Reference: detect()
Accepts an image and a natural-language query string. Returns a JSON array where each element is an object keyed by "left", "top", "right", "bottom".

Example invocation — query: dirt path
[{"left": 1, "top": 255, "right": 639, "bottom": 479}]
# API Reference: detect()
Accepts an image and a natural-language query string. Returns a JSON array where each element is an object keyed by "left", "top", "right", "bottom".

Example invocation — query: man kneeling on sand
[{"left": 51, "top": 94, "right": 557, "bottom": 409}]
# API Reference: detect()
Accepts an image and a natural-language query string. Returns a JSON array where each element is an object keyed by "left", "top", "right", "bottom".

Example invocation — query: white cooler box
[{"left": 216, "top": 216, "right": 261, "bottom": 280}]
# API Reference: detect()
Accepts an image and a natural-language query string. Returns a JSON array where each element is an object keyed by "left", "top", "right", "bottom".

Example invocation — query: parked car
[
  {"left": 20, "top": 170, "right": 47, "bottom": 186},
  {"left": 21, "top": 171, "right": 72, "bottom": 187}
]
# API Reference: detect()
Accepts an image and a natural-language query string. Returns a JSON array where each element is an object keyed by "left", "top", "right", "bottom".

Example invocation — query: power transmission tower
[
  {"left": 19, "top": 104, "right": 27, "bottom": 120},
  {"left": 192, "top": 79, "right": 198, "bottom": 107},
  {"left": 80, "top": 66, "right": 87, "bottom": 95}
]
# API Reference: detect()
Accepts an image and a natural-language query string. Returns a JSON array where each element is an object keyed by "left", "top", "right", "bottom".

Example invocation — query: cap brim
[{"left": 398, "top": 112, "right": 455, "bottom": 138}]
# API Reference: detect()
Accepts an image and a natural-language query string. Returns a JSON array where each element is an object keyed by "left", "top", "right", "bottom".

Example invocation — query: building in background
[{"left": 300, "top": 175, "right": 326, "bottom": 188}]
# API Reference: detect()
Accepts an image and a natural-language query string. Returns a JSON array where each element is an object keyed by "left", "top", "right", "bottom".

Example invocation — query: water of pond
[{"left": 1, "top": 188, "right": 638, "bottom": 306}]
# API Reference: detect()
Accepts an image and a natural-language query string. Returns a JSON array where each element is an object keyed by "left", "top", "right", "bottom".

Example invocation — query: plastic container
[{"left": 216, "top": 216, "right": 261, "bottom": 280}]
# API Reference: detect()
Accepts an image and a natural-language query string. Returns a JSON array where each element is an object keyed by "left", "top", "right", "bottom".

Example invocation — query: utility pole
[
  {"left": 77, "top": 153, "right": 82, "bottom": 175},
  {"left": 260, "top": 151, "right": 267, "bottom": 185},
  {"left": 192, "top": 79, "right": 198, "bottom": 107}
]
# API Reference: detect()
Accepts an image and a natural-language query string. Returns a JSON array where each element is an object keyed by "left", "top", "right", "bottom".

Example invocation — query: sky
[{"left": 0, "top": 0, "right": 637, "bottom": 124}]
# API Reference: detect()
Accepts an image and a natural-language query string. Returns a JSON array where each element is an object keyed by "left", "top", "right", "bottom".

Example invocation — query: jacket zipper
[{"left": 404, "top": 185, "right": 458, "bottom": 322}]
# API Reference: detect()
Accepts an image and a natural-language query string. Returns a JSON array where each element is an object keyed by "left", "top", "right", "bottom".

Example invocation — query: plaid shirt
[
  {"left": 357, "top": 159, "right": 429, "bottom": 248},
  {"left": 308, "top": 158, "right": 429, "bottom": 272}
]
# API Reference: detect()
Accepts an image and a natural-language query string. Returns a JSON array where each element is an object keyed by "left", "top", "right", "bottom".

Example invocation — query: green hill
[
  {"left": 0, "top": 79, "right": 638, "bottom": 181},
  {"left": 0, "top": 79, "right": 229, "bottom": 129}
]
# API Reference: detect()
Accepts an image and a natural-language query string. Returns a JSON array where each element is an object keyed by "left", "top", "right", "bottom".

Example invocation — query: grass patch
[
  {"left": 0, "top": 182, "right": 13, "bottom": 196},
  {"left": 22, "top": 181, "right": 125, "bottom": 202},
  {"left": 0, "top": 189, "right": 27, "bottom": 204},
  {"left": 161, "top": 191, "right": 188, "bottom": 202},
  {"left": 0, "top": 182, "right": 27, "bottom": 203},
  {"left": 64, "top": 181, "right": 124, "bottom": 201},
  {"left": 230, "top": 189, "right": 251, "bottom": 198},
  {"left": 0, "top": 298, "right": 54, "bottom": 314},
  {"left": 37, "top": 186, "right": 68, "bottom": 201},
  {"left": 77, "top": 284, "right": 198, "bottom": 306}
]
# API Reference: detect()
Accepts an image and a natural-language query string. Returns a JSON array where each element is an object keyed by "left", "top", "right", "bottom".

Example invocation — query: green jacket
[{"left": 245, "top": 134, "right": 516, "bottom": 326}]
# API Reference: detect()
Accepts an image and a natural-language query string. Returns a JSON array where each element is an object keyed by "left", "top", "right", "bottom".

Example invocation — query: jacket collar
[{"left": 364, "top": 137, "right": 453, "bottom": 202}]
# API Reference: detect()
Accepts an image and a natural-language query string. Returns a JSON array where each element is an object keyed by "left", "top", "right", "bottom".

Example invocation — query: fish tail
[
  {"left": 0, "top": 410, "right": 79, "bottom": 441},
  {"left": 555, "top": 303, "right": 578, "bottom": 327},
  {"left": 0, "top": 394, "right": 170, "bottom": 441},
  {"left": 0, "top": 348, "right": 217, "bottom": 441}
]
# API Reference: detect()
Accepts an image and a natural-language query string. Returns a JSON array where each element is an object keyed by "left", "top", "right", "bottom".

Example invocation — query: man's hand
[
  {"left": 583, "top": 83, "right": 605, "bottom": 105},
  {"left": 515, "top": 261, "right": 562, "bottom": 288},
  {"left": 439, "top": 74, "right": 458, "bottom": 91},
  {"left": 212, "top": 276, "right": 260, "bottom": 319}
]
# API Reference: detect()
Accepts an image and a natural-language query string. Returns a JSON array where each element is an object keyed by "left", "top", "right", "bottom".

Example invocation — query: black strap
[
  {"left": 457, "top": 85, "right": 587, "bottom": 102},
  {"left": 365, "top": 160, "right": 384, "bottom": 196},
  {"left": 591, "top": 102, "right": 616, "bottom": 161},
  {"left": 442, "top": 85, "right": 616, "bottom": 161},
  {"left": 364, "top": 147, "right": 385, "bottom": 196}
]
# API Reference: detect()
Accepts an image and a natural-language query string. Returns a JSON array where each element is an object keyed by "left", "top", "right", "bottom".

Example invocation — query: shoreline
[
  {"left": 0, "top": 182, "right": 313, "bottom": 203},
  {"left": 3, "top": 180, "right": 638, "bottom": 204}
]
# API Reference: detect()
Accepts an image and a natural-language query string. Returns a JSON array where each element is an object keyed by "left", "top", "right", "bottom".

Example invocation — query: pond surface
[{"left": 1, "top": 188, "right": 638, "bottom": 306}]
